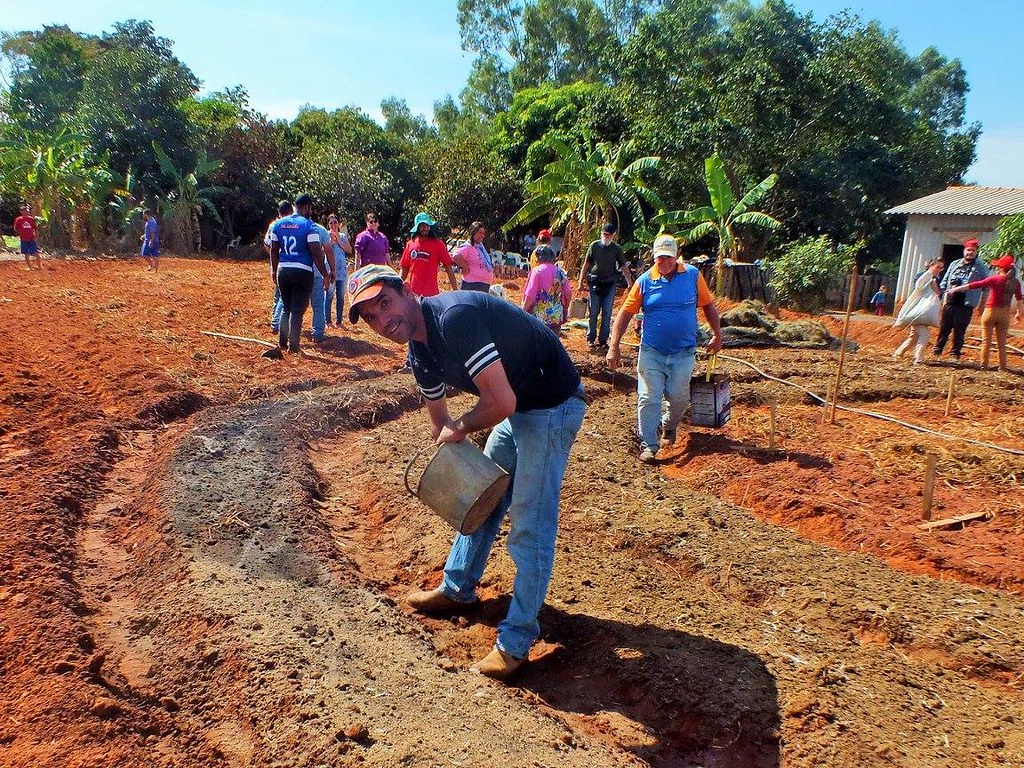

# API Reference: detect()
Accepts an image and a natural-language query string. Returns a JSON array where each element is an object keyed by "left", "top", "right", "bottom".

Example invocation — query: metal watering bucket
[
  {"left": 568, "top": 297, "right": 588, "bottom": 320},
  {"left": 403, "top": 441, "right": 510, "bottom": 535}
]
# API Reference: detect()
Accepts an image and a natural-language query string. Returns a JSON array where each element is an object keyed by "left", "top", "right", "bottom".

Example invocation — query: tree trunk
[
  {"left": 560, "top": 214, "right": 590, "bottom": 283},
  {"left": 715, "top": 248, "right": 728, "bottom": 297},
  {"left": 191, "top": 209, "right": 201, "bottom": 253}
]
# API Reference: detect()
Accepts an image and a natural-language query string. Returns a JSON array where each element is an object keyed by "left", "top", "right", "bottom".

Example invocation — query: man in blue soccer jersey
[
  {"left": 347, "top": 264, "right": 586, "bottom": 680},
  {"left": 140, "top": 209, "right": 160, "bottom": 273},
  {"left": 268, "top": 194, "right": 331, "bottom": 353},
  {"left": 265, "top": 199, "right": 294, "bottom": 333}
]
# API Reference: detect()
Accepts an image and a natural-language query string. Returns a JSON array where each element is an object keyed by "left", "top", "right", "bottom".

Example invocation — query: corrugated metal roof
[{"left": 885, "top": 186, "right": 1024, "bottom": 216}]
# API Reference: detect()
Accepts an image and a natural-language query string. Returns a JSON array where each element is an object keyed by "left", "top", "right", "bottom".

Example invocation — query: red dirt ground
[{"left": 1, "top": 253, "right": 1021, "bottom": 767}]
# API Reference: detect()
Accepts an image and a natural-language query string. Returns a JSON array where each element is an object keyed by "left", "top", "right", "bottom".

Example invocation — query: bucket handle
[
  {"left": 705, "top": 352, "right": 718, "bottom": 382},
  {"left": 403, "top": 445, "right": 432, "bottom": 497}
]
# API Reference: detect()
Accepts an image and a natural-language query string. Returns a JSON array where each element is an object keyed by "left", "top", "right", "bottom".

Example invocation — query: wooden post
[
  {"left": 829, "top": 263, "right": 860, "bottom": 424},
  {"left": 769, "top": 398, "right": 777, "bottom": 450},
  {"left": 821, "top": 383, "right": 831, "bottom": 424},
  {"left": 922, "top": 453, "right": 938, "bottom": 521},
  {"left": 944, "top": 371, "right": 955, "bottom": 417}
]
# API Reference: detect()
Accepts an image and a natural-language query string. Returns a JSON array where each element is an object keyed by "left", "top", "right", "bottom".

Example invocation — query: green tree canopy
[
  {"left": 456, "top": 0, "right": 658, "bottom": 115},
  {"left": 1, "top": 25, "right": 98, "bottom": 132},
  {"left": 617, "top": 0, "right": 978, "bottom": 260},
  {"left": 76, "top": 20, "right": 200, "bottom": 188},
  {"left": 418, "top": 135, "right": 522, "bottom": 237},
  {"left": 489, "top": 81, "right": 627, "bottom": 180}
]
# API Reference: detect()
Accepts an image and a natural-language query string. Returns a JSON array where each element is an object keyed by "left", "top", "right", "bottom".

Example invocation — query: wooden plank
[{"left": 918, "top": 510, "right": 993, "bottom": 531}]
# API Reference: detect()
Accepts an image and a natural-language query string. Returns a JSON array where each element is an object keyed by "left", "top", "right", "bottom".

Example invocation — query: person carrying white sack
[{"left": 893, "top": 258, "right": 944, "bottom": 364}]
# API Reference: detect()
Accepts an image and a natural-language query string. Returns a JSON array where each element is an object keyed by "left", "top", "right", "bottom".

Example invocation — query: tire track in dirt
[{"left": 75, "top": 379, "right": 630, "bottom": 766}]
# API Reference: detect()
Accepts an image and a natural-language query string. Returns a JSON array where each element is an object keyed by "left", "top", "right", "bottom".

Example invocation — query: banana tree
[
  {"left": 656, "top": 152, "right": 781, "bottom": 296},
  {"left": 83, "top": 167, "right": 141, "bottom": 248},
  {"left": 505, "top": 129, "right": 662, "bottom": 275},
  {"left": 0, "top": 128, "right": 112, "bottom": 248},
  {"left": 152, "top": 142, "right": 226, "bottom": 253}
]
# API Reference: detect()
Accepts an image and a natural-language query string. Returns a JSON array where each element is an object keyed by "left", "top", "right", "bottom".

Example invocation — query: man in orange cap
[{"left": 347, "top": 263, "right": 586, "bottom": 681}]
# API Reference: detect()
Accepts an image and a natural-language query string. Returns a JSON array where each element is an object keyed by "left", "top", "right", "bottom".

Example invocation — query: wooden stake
[
  {"left": 830, "top": 263, "right": 859, "bottom": 424},
  {"left": 944, "top": 371, "right": 955, "bottom": 417},
  {"left": 769, "top": 398, "right": 777, "bottom": 450},
  {"left": 820, "top": 383, "right": 831, "bottom": 424},
  {"left": 922, "top": 453, "right": 938, "bottom": 521}
]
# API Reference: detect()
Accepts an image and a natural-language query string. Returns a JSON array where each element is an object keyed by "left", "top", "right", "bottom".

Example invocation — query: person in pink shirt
[
  {"left": 452, "top": 221, "right": 494, "bottom": 292},
  {"left": 522, "top": 245, "right": 572, "bottom": 335},
  {"left": 946, "top": 254, "right": 1023, "bottom": 372}
]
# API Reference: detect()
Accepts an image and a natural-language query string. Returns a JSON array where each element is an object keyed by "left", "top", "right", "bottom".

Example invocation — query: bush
[
  {"left": 767, "top": 236, "right": 855, "bottom": 312},
  {"left": 981, "top": 213, "right": 1024, "bottom": 260}
]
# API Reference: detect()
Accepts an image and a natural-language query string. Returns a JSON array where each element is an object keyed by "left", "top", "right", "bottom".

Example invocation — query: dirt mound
[{"left": 720, "top": 300, "right": 847, "bottom": 349}]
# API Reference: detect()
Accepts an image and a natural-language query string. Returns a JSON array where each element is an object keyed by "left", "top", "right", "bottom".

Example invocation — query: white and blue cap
[{"left": 653, "top": 234, "right": 678, "bottom": 258}]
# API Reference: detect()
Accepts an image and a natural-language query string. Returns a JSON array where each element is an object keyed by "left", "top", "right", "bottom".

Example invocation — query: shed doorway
[{"left": 939, "top": 243, "right": 963, "bottom": 279}]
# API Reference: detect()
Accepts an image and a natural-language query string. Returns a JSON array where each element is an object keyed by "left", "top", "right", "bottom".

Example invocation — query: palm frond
[
  {"left": 731, "top": 173, "right": 779, "bottom": 217},
  {"left": 705, "top": 153, "right": 735, "bottom": 217},
  {"left": 732, "top": 211, "right": 782, "bottom": 230},
  {"left": 678, "top": 222, "right": 716, "bottom": 243},
  {"left": 151, "top": 142, "right": 181, "bottom": 183}
]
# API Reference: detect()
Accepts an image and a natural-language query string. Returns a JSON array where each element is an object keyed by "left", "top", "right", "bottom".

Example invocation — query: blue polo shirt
[
  {"left": 409, "top": 292, "right": 580, "bottom": 412},
  {"left": 270, "top": 214, "right": 320, "bottom": 271},
  {"left": 633, "top": 264, "right": 701, "bottom": 354}
]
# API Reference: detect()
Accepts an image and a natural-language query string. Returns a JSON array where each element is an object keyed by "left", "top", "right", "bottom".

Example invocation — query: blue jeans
[
  {"left": 637, "top": 345, "right": 696, "bottom": 452},
  {"left": 587, "top": 283, "right": 616, "bottom": 345},
  {"left": 439, "top": 391, "right": 587, "bottom": 659},
  {"left": 310, "top": 269, "right": 328, "bottom": 340},
  {"left": 329, "top": 279, "right": 346, "bottom": 325},
  {"left": 271, "top": 286, "right": 284, "bottom": 331}
]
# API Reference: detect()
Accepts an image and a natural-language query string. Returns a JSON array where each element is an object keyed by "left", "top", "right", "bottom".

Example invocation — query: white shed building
[{"left": 884, "top": 186, "right": 1024, "bottom": 300}]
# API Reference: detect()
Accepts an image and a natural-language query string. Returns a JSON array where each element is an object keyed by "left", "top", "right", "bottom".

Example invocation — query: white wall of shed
[{"left": 894, "top": 214, "right": 1000, "bottom": 300}]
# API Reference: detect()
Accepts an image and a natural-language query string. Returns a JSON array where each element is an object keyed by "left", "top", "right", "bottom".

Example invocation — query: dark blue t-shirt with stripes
[{"left": 408, "top": 292, "right": 580, "bottom": 412}]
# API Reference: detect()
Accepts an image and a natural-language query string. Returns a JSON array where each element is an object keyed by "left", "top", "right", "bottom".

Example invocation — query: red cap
[
  {"left": 537, "top": 229, "right": 552, "bottom": 241},
  {"left": 991, "top": 254, "right": 1015, "bottom": 270},
  {"left": 963, "top": 238, "right": 980, "bottom": 249}
]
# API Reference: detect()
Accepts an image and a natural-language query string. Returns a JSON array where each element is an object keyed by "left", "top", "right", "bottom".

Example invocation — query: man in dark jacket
[
  {"left": 577, "top": 222, "right": 633, "bottom": 352},
  {"left": 933, "top": 238, "right": 988, "bottom": 360}
]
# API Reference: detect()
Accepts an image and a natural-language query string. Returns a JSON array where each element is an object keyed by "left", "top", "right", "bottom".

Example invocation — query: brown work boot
[
  {"left": 470, "top": 647, "right": 525, "bottom": 680},
  {"left": 406, "top": 588, "right": 474, "bottom": 614}
]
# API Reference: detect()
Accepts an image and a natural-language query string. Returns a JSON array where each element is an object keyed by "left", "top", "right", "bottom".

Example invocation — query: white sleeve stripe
[
  {"left": 419, "top": 384, "right": 446, "bottom": 400},
  {"left": 306, "top": 233, "right": 320, "bottom": 243},
  {"left": 467, "top": 350, "right": 500, "bottom": 378},
  {"left": 269, "top": 233, "right": 279, "bottom": 242},
  {"left": 465, "top": 343, "right": 497, "bottom": 369}
]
